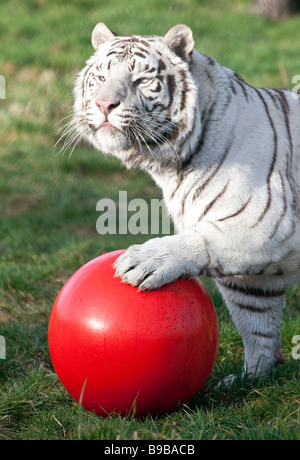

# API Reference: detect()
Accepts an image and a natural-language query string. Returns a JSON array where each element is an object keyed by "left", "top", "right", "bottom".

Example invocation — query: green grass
[{"left": 0, "top": 0, "right": 299, "bottom": 440}]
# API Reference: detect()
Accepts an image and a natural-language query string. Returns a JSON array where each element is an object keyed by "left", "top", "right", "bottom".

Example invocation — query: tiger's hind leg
[{"left": 215, "top": 278, "right": 285, "bottom": 386}]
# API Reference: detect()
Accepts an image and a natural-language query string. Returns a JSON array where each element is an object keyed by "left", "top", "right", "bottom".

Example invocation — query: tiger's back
[
  {"left": 162, "top": 50, "right": 300, "bottom": 283},
  {"left": 72, "top": 23, "right": 300, "bottom": 383}
]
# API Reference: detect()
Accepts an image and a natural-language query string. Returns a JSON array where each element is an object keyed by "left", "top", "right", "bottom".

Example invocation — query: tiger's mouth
[{"left": 99, "top": 121, "right": 122, "bottom": 132}]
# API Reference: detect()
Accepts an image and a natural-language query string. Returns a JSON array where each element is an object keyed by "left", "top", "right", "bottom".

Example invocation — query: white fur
[{"left": 72, "top": 24, "right": 300, "bottom": 383}]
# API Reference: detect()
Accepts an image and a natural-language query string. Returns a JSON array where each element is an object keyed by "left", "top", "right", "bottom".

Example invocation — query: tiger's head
[{"left": 73, "top": 23, "right": 198, "bottom": 169}]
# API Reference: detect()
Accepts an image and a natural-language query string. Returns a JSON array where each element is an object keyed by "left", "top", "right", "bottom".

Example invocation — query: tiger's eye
[{"left": 136, "top": 77, "right": 154, "bottom": 87}]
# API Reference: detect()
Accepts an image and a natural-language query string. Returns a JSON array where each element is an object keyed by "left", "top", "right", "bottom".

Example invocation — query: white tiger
[{"left": 72, "top": 22, "right": 300, "bottom": 384}]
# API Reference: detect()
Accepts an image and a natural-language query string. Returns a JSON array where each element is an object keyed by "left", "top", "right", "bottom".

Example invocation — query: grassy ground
[{"left": 0, "top": 0, "right": 299, "bottom": 440}]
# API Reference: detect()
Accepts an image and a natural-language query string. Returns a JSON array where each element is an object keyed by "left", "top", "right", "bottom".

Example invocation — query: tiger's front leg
[
  {"left": 114, "top": 222, "right": 277, "bottom": 290},
  {"left": 114, "top": 234, "right": 200, "bottom": 291},
  {"left": 215, "top": 278, "right": 286, "bottom": 383}
]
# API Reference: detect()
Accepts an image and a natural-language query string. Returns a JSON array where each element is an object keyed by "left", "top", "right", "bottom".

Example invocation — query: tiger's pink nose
[{"left": 95, "top": 99, "right": 120, "bottom": 118}]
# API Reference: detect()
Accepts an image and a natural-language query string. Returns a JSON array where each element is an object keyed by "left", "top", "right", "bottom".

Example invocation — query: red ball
[{"left": 48, "top": 249, "right": 219, "bottom": 417}]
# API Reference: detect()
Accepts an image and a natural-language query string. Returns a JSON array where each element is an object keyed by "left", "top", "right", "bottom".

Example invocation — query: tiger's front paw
[{"left": 114, "top": 237, "right": 186, "bottom": 291}]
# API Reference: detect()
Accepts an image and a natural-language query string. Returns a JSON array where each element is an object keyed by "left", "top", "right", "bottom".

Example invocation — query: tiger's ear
[
  {"left": 164, "top": 24, "right": 194, "bottom": 62},
  {"left": 91, "top": 22, "right": 116, "bottom": 50}
]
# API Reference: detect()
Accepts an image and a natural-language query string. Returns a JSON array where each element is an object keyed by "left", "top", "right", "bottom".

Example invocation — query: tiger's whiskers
[{"left": 54, "top": 115, "right": 88, "bottom": 158}]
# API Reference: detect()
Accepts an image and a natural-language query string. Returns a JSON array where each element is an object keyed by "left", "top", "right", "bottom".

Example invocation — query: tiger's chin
[{"left": 91, "top": 127, "right": 131, "bottom": 155}]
